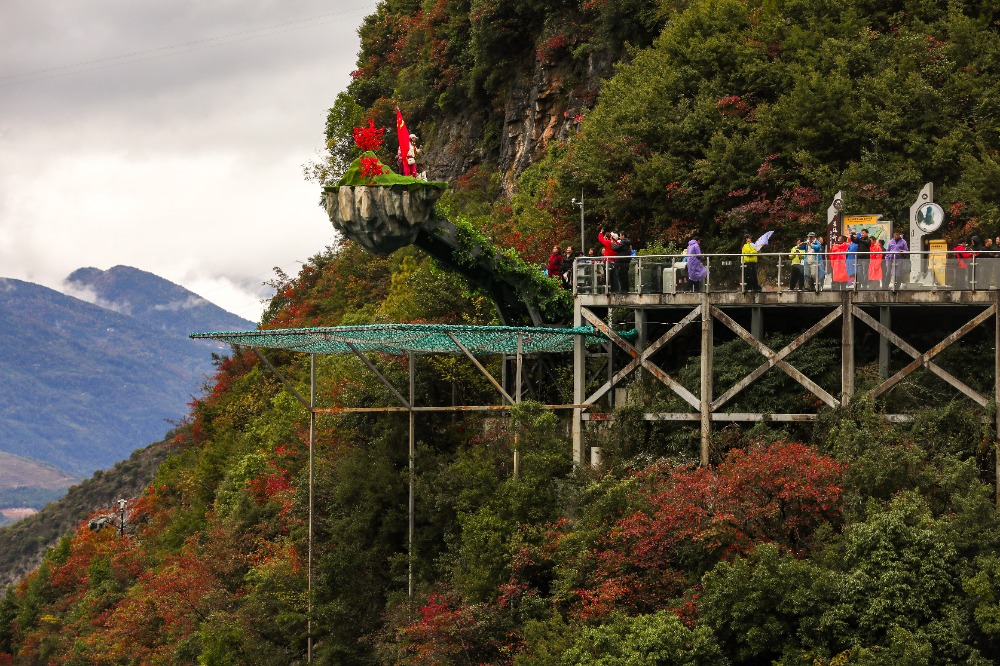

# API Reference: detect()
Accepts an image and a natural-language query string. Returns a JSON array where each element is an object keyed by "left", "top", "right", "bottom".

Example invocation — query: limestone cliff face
[{"left": 417, "top": 50, "right": 614, "bottom": 196}]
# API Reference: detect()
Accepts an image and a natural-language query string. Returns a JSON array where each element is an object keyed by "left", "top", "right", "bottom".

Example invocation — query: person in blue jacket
[
  {"left": 846, "top": 233, "right": 859, "bottom": 287},
  {"left": 804, "top": 232, "right": 824, "bottom": 291}
]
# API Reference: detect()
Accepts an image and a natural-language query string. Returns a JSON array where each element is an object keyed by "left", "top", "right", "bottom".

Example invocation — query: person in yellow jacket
[
  {"left": 789, "top": 239, "right": 805, "bottom": 290},
  {"left": 742, "top": 234, "right": 761, "bottom": 292}
]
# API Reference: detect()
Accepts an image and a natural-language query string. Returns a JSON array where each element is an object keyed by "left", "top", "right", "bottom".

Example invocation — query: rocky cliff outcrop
[
  {"left": 418, "top": 51, "right": 614, "bottom": 195},
  {"left": 324, "top": 185, "right": 569, "bottom": 325}
]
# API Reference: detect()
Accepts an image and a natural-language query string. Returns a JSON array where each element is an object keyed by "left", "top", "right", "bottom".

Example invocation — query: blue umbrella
[{"left": 754, "top": 230, "right": 774, "bottom": 250}]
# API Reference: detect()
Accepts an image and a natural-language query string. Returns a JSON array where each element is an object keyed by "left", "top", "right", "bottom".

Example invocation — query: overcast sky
[{"left": 0, "top": 0, "right": 379, "bottom": 321}]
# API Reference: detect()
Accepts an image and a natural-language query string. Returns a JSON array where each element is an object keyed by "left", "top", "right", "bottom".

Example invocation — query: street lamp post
[
  {"left": 572, "top": 192, "right": 585, "bottom": 254},
  {"left": 117, "top": 498, "right": 127, "bottom": 538}
]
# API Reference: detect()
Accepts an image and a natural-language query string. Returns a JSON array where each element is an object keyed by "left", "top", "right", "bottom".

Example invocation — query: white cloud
[
  {"left": 0, "top": 0, "right": 373, "bottom": 321},
  {"left": 153, "top": 295, "right": 209, "bottom": 313}
]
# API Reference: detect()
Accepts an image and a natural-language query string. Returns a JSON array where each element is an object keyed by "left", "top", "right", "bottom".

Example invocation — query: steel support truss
[
  {"left": 247, "top": 334, "right": 589, "bottom": 662},
  {"left": 572, "top": 293, "right": 1000, "bottom": 502}
]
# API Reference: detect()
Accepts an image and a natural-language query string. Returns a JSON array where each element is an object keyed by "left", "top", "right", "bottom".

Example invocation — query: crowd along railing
[{"left": 571, "top": 251, "right": 1000, "bottom": 295}]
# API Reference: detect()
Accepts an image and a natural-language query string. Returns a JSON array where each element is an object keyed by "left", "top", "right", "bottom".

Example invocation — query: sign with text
[
  {"left": 844, "top": 215, "right": 891, "bottom": 244},
  {"left": 928, "top": 238, "right": 948, "bottom": 285}
]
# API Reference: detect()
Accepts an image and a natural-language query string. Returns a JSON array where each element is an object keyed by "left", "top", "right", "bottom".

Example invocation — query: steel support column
[
  {"left": 408, "top": 351, "right": 415, "bottom": 598},
  {"left": 572, "top": 299, "right": 585, "bottom": 465},
  {"left": 842, "top": 293, "right": 855, "bottom": 406},
  {"left": 995, "top": 292, "right": 1000, "bottom": 505},
  {"left": 879, "top": 306, "right": 891, "bottom": 380},
  {"left": 635, "top": 308, "right": 648, "bottom": 352},
  {"left": 700, "top": 297, "right": 712, "bottom": 467},
  {"left": 307, "top": 354, "right": 315, "bottom": 664},
  {"left": 514, "top": 334, "right": 523, "bottom": 478}
]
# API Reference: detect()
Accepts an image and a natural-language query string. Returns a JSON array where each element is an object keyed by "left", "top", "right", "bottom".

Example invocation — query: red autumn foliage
[
  {"left": 395, "top": 590, "right": 520, "bottom": 665},
  {"left": 537, "top": 33, "right": 570, "bottom": 63},
  {"left": 359, "top": 155, "right": 388, "bottom": 182},
  {"left": 722, "top": 181, "right": 822, "bottom": 235},
  {"left": 716, "top": 94, "right": 755, "bottom": 120},
  {"left": 353, "top": 119, "right": 385, "bottom": 152},
  {"left": 263, "top": 241, "right": 393, "bottom": 329},
  {"left": 575, "top": 440, "right": 845, "bottom": 619},
  {"left": 196, "top": 349, "right": 259, "bottom": 408},
  {"left": 397, "top": 592, "right": 479, "bottom": 664},
  {"left": 246, "top": 458, "right": 295, "bottom": 517}
]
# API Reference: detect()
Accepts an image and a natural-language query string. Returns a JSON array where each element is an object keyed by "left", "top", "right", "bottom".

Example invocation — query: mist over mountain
[
  {"left": 64, "top": 265, "right": 254, "bottom": 335},
  {"left": 0, "top": 267, "right": 253, "bottom": 478}
]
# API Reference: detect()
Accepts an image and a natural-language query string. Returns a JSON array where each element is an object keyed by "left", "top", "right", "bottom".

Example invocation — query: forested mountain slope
[
  {"left": 3, "top": 1, "right": 1000, "bottom": 664},
  {"left": 0, "top": 435, "right": 171, "bottom": 587},
  {"left": 326, "top": 0, "right": 1000, "bottom": 260},
  {"left": 0, "top": 270, "right": 251, "bottom": 477}
]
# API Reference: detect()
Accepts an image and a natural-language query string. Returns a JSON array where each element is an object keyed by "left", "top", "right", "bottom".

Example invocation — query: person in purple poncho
[
  {"left": 686, "top": 237, "right": 707, "bottom": 291},
  {"left": 886, "top": 230, "right": 909, "bottom": 290}
]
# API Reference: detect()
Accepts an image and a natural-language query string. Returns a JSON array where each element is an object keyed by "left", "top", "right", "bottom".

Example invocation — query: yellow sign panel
[
  {"left": 844, "top": 215, "right": 880, "bottom": 225},
  {"left": 928, "top": 238, "right": 948, "bottom": 285},
  {"left": 844, "top": 215, "right": 891, "bottom": 244}
]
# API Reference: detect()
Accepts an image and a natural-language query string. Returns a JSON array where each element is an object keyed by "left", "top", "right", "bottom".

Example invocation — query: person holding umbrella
[{"left": 742, "top": 234, "right": 761, "bottom": 292}]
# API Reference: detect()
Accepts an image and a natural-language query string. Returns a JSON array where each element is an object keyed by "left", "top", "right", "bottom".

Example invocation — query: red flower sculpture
[
  {"left": 359, "top": 155, "right": 386, "bottom": 182},
  {"left": 353, "top": 119, "right": 384, "bottom": 152}
]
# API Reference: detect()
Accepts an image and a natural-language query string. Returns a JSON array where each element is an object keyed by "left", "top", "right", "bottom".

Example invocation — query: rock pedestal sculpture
[{"left": 325, "top": 186, "right": 443, "bottom": 255}]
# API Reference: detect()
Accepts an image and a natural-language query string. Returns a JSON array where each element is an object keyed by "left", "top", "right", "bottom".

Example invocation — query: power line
[{"left": 0, "top": 5, "right": 374, "bottom": 87}]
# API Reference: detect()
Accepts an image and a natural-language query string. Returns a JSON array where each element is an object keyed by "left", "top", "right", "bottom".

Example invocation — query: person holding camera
[
  {"left": 597, "top": 227, "right": 617, "bottom": 291},
  {"left": 611, "top": 232, "right": 633, "bottom": 292}
]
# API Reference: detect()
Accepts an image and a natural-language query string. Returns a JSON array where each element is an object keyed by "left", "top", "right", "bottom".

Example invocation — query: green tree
[{"left": 560, "top": 610, "right": 726, "bottom": 665}]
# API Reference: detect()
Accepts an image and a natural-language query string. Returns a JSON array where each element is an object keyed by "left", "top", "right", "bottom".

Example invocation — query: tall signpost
[
  {"left": 572, "top": 191, "right": 585, "bottom": 255},
  {"left": 825, "top": 192, "right": 843, "bottom": 291},
  {"left": 909, "top": 182, "right": 943, "bottom": 284},
  {"left": 827, "top": 191, "right": 843, "bottom": 244}
]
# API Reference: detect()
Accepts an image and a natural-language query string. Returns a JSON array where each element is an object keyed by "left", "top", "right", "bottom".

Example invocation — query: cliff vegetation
[{"left": 4, "top": 0, "right": 1000, "bottom": 664}]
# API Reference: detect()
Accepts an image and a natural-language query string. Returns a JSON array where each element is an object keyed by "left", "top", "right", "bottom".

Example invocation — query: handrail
[{"left": 570, "top": 251, "right": 1000, "bottom": 295}]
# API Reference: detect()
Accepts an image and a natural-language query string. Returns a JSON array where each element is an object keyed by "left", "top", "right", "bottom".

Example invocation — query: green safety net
[{"left": 191, "top": 324, "right": 622, "bottom": 356}]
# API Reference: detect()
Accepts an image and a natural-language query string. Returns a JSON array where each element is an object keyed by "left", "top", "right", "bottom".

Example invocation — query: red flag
[{"left": 396, "top": 109, "right": 412, "bottom": 176}]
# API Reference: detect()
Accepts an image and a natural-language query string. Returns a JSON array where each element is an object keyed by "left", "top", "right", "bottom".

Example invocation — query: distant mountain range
[{"left": 0, "top": 266, "right": 254, "bottom": 480}]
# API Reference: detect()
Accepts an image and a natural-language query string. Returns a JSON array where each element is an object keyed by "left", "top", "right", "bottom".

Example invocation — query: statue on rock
[
  {"left": 396, "top": 108, "right": 422, "bottom": 177},
  {"left": 322, "top": 117, "right": 569, "bottom": 326},
  {"left": 325, "top": 117, "right": 446, "bottom": 256}
]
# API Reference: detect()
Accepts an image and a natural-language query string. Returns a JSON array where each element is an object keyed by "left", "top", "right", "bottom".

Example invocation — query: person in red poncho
[
  {"left": 831, "top": 235, "right": 851, "bottom": 290},
  {"left": 868, "top": 238, "right": 885, "bottom": 289},
  {"left": 953, "top": 239, "right": 972, "bottom": 289},
  {"left": 546, "top": 245, "right": 562, "bottom": 279}
]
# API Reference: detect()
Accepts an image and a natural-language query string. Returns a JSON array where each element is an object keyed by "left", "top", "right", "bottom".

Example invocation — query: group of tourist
[
  {"left": 550, "top": 226, "right": 1000, "bottom": 293},
  {"left": 949, "top": 236, "right": 1000, "bottom": 289},
  {"left": 547, "top": 228, "right": 634, "bottom": 292},
  {"left": 784, "top": 231, "right": 1000, "bottom": 292},
  {"left": 795, "top": 229, "right": 911, "bottom": 291},
  {"left": 697, "top": 229, "right": 911, "bottom": 292}
]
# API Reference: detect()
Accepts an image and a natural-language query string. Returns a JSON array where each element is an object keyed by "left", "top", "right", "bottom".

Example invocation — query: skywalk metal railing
[{"left": 572, "top": 250, "right": 1000, "bottom": 295}]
